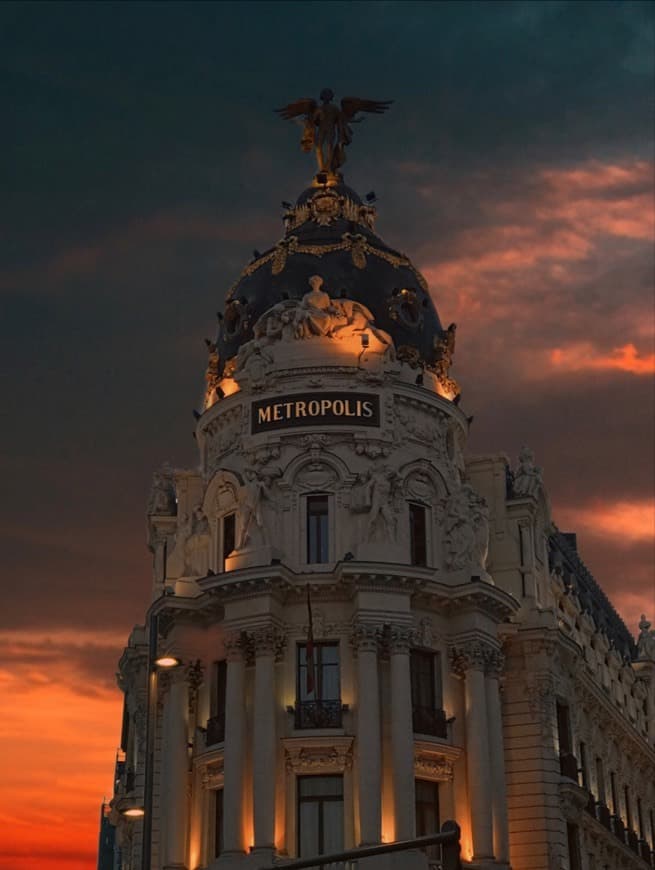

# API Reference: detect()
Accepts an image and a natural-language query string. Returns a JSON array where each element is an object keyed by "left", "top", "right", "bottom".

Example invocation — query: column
[
  {"left": 485, "top": 651, "right": 509, "bottom": 864},
  {"left": 222, "top": 633, "right": 247, "bottom": 856},
  {"left": 162, "top": 668, "right": 190, "bottom": 869},
  {"left": 452, "top": 641, "right": 494, "bottom": 861},
  {"left": 389, "top": 627, "right": 416, "bottom": 841},
  {"left": 353, "top": 624, "right": 382, "bottom": 845},
  {"left": 252, "top": 627, "right": 283, "bottom": 859}
]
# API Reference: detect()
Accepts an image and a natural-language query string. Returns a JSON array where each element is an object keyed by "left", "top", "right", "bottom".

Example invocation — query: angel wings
[{"left": 276, "top": 91, "right": 393, "bottom": 176}]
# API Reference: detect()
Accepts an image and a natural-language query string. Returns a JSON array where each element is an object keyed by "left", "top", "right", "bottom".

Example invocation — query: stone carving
[
  {"left": 414, "top": 750, "right": 455, "bottom": 782},
  {"left": 284, "top": 738, "right": 354, "bottom": 774},
  {"left": 204, "top": 341, "right": 221, "bottom": 408},
  {"left": 637, "top": 615, "right": 655, "bottom": 661},
  {"left": 394, "top": 400, "right": 448, "bottom": 457},
  {"left": 186, "top": 660, "right": 204, "bottom": 717},
  {"left": 525, "top": 673, "right": 556, "bottom": 732},
  {"left": 283, "top": 188, "right": 376, "bottom": 233},
  {"left": 295, "top": 461, "right": 338, "bottom": 492},
  {"left": 450, "top": 639, "right": 498, "bottom": 676},
  {"left": 428, "top": 323, "right": 461, "bottom": 400},
  {"left": 202, "top": 758, "right": 224, "bottom": 789},
  {"left": 235, "top": 276, "right": 393, "bottom": 372},
  {"left": 236, "top": 468, "right": 277, "bottom": 550},
  {"left": 513, "top": 446, "right": 543, "bottom": 498},
  {"left": 404, "top": 470, "right": 435, "bottom": 503},
  {"left": 388, "top": 287, "right": 424, "bottom": 331},
  {"left": 205, "top": 406, "right": 243, "bottom": 473},
  {"left": 387, "top": 626, "right": 418, "bottom": 655},
  {"left": 147, "top": 463, "right": 177, "bottom": 516},
  {"left": 443, "top": 485, "right": 489, "bottom": 574},
  {"left": 353, "top": 439, "right": 390, "bottom": 460},
  {"left": 251, "top": 626, "right": 287, "bottom": 660},
  {"left": 351, "top": 622, "right": 381, "bottom": 654},
  {"left": 364, "top": 466, "right": 398, "bottom": 541},
  {"left": 182, "top": 506, "right": 211, "bottom": 576}
]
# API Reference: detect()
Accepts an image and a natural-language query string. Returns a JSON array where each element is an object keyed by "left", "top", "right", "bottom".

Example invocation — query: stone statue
[
  {"left": 276, "top": 89, "right": 392, "bottom": 176},
  {"left": 443, "top": 484, "right": 489, "bottom": 574},
  {"left": 430, "top": 322, "right": 461, "bottom": 399},
  {"left": 147, "top": 463, "right": 176, "bottom": 516},
  {"left": 513, "top": 446, "right": 543, "bottom": 497},
  {"left": 204, "top": 341, "right": 220, "bottom": 408},
  {"left": 183, "top": 506, "right": 211, "bottom": 576},
  {"left": 365, "top": 466, "right": 397, "bottom": 540},
  {"left": 637, "top": 615, "right": 655, "bottom": 661},
  {"left": 237, "top": 468, "right": 274, "bottom": 549}
]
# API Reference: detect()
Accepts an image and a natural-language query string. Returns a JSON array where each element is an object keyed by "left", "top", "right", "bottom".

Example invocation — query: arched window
[{"left": 306, "top": 493, "right": 329, "bottom": 564}]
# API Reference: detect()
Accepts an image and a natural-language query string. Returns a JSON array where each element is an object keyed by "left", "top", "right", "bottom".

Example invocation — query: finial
[{"left": 275, "top": 91, "right": 393, "bottom": 181}]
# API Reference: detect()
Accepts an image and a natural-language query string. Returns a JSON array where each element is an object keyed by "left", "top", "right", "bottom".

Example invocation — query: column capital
[
  {"left": 351, "top": 622, "right": 381, "bottom": 654},
  {"left": 224, "top": 630, "right": 247, "bottom": 662},
  {"left": 449, "top": 637, "right": 502, "bottom": 677},
  {"left": 250, "top": 625, "right": 287, "bottom": 660},
  {"left": 387, "top": 625, "right": 418, "bottom": 655}
]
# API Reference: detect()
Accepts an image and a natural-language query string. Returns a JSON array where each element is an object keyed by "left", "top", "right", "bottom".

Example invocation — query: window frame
[
  {"left": 408, "top": 501, "right": 429, "bottom": 567},
  {"left": 303, "top": 492, "right": 332, "bottom": 566},
  {"left": 296, "top": 774, "right": 344, "bottom": 858}
]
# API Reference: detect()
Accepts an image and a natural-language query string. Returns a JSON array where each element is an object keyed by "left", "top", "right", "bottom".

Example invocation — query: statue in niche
[
  {"left": 513, "top": 446, "right": 543, "bottom": 498},
  {"left": 147, "top": 463, "right": 176, "bottom": 516},
  {"left": 236, "top": 468, "right": 276, "bottom": 549},
  {"left": 183, "top": 506, "right": 211, "bottom": 576},
  {"left": 365, "top": 466, "right": 398, "bottom": 541},
  {"left": 443, "top": 484, "right": 489, "bottom": 573},
  {"left": 276, "top": 89, "right": 392, "bottom": 176}
]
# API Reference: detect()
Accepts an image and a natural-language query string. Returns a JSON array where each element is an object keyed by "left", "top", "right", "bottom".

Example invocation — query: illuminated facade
[{"left": 108, "top": 167, "right": 655, "bottom": 870}]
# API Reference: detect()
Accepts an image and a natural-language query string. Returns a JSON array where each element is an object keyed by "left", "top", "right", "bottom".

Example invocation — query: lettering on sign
[{"left": 251, "top": 392, "right": 380, "bottom": 433}]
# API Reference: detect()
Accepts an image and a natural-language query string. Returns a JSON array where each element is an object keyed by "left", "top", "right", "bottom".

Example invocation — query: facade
[{"left": 108, "top": 156, "right": 655, "bottom": 870}]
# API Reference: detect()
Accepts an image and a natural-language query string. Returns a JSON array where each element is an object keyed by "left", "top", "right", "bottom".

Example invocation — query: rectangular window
[
  {"left": 297, "top": 775, "right": 343, "bottom": 857},
  {"left": 222, "top": 513, "right": 235, "bottom": 571},
  {"left": 214, "top": 788, "right": 224, "bottom": 857},
  {"left": 596, "top": 757, "right": 606, "bottom": 804},
  {"left": 409, "top": 503, "right": 427, "bottom": 566},
  {"left": 610, "top": 771, "right": 619, "bottom": 816},
  {"left": 207, "top": 660, "right": 227, "bottom": 745},
  {"left": 637, "top": 797, "right": 644, "bottom": 839},
  {"left": 625, "top": 785, "right": 633, "bottom": 830},
  {"left": 296, "top": 642, "right": 341, "bottom": 728},
  {"left": 410, "top": 650, "right": 446, "bottom": 737},
  {"left": 306, "top": 495, "right": 329, "bottom": 564},
  {"left": 415, "top": 779, "right": 440, "bottom": 835},
  {"left": 557, "top": 702, "right": 577, "bottom": 779},
  {"left": 578, "top": 742, "right": 588, "bottom": 789},
  {"left": 566, "top": 823, "right": 582, "bottom": 870}
]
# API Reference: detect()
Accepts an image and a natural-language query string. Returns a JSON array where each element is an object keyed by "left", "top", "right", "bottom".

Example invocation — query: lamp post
[{"left": 141, "top": 604, "right": 181, "bottom": 870}]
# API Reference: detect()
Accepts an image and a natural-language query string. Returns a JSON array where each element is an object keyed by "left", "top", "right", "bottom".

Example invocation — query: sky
[{"left": 1, "top": 1, "right": 654, "bottom": 866}]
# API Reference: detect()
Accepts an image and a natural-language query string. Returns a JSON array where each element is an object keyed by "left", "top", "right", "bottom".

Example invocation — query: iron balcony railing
[
  {"left": 559, "top": 752, "right": 579, "bottom": 781},
  {"left": 412, "top": 706, "right": 449, "bottom": 739},
  {"left": 294, "top": 699, "right": 343, "bottom": 729},
  {"left": 257, "top": 821, "right": 462, "bottom": 870}
]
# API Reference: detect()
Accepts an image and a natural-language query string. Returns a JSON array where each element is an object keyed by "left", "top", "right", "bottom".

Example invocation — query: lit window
[
  {"left": 296, "top": 643, "right": 341, "bottom": 728},
  {"left": 409, "top": 503, "right": 428, "bottom": 567},
  {"left": 306, "top": 494, "right": 329, "bottom": 564},
  {"left": 415, "top": 778, "right": 440, "bottom": 836},
  {"left": 221, "top": 513, "right": 235, "bottom": 571},
  {"left": 297, "top": 775, "right": 343, "bottom": 857}
]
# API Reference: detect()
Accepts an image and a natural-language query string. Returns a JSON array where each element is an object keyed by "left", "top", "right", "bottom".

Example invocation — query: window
[
  {"left": 579, "top": 742, "right": 589, "bottom": 789},
  {"left": 410, "top": 650, "right": 446, "bottom": 737},
  {"left": 566, "top": 823, "right": 582, "bottom": 870},
  {"left": 306, "top": 495, "right": 329, "bottom": 564},
  {"left": 625, "top": 785, "right": 633, "bottom": 830},
  {"left": 296, "top": 643, "right": 341, "bottom": 728},
  {"left": 610, "top": 771, "right": 619, "bottom": 816},
  {"left": 556, "top": 702, "right": 577, "bottom": 780},
  {"left": 297, "top": 775, "right": 343, "bottom": 857},
  {"left": 409, "top": 503, "right": 427, "bottom": 566},
  {"left": 221, "top": 513, "right": 235, "bottom": 571},
  {"left": 415, "top": 779, "right": 440, "bottom": 835},
  {"left": 207, "top": 660, "right": 226, "bottom": 745},
  {"left": 214, "top": 788, "right": 224, "bottom": 857},
  {"left": 596, "top": 757, "right": 606, "bottom": 803}
]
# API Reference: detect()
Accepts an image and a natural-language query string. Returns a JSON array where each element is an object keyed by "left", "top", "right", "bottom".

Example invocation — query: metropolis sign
[{"left": 251, "top": 392, "right": 380, "bottom": 434}]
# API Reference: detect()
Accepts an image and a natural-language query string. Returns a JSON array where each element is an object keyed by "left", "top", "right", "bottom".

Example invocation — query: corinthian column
[
  {"left": 161, "top": 667, "right": 190, "bottom": 869},
  {"left": 352, "top": 623, "right": 382, "bottom": 845},
  {"left": 451, "top": 640, "right": 494, "bottom": 861},
  {"left": 252, "top": 626, "right": 284, "bottom": 860},
  {"left": 485, "top": 649, "right": 509, "bottom": 864},
  {"left": 222, "top": 632, "right": 246, "bottom": 857},
  {"left": 389, "top": 626, "right": 416, "bottom": 841}
]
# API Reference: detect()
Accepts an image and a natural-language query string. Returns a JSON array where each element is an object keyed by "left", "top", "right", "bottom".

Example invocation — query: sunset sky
[{"left": 2, "top": 1, "right": 654, "bottom": 866}]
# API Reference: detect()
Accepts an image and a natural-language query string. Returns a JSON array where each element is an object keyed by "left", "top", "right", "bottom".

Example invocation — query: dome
[{"left": 215, "top": 182, "right": 451, "bottom": 378}]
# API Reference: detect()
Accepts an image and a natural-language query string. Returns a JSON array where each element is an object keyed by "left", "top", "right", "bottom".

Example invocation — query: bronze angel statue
[{"left": 276, "top": 88, "right": 392, "bottom": 176}]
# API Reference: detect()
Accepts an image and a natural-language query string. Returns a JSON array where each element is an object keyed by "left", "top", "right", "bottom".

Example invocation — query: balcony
[
  {"left": 626, "top": 829, "right": 639, "bottom": 853},
  {"left": 412, "top": 706, "right": 449, "bottom": 739},
  {"left": 206, "top": 714, "right": 226, "bottom": 746},
  {"left": 293, "top": 700, "right": 343, "bottom": 729},
  {"left": 559, "top": 752, "right": 579, "bottom": 781},
  {"left": 584, "top": 792, "right": 596, "bottom": 818},
  {"left": 611, "top": 815, "right": 625, "bottom": 843}
]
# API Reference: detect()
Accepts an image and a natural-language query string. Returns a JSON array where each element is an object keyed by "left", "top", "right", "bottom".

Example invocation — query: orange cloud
[
  {"left": 549, "top": 342, "right": 655, "bottom": 375},
  {"left": 557, "top": 499, "right": 655, "bottom": 544},
  {"left": 0, "top": 632, "right": 124, "bottom": 869}
]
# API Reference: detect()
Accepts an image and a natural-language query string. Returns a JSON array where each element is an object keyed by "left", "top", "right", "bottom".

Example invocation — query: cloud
[
  {"left": 556, "top": 499, "right": 655, "bottom": 545},
  {"left": 548, "top": 342, "right": 655, "bottom": 375}
]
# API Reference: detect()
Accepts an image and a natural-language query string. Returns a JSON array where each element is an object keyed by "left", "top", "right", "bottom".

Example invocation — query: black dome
[{"left": 216, "top": 182, "right": 446, "bottom": 375}]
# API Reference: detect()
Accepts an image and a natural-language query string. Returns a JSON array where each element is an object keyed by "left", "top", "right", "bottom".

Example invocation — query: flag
[{"left": 305, "top": 583, "right": 315, "bottom": 696}]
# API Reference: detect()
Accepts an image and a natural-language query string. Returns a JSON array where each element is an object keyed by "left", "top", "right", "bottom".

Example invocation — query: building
[{"left": 108, "top": 99, "right": 655, "bottom": 870}]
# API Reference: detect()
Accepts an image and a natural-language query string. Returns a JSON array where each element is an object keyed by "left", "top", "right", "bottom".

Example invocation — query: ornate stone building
[{"left": 109, "top": 129, "right": 655, "bottom": 870}]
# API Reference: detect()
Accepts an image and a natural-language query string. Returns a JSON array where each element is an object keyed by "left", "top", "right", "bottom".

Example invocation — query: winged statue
[{"left": 276, "top": 88, "right": 392, "bottom": 176}]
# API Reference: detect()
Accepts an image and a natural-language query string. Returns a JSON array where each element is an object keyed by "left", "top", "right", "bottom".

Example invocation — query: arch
[
  {"left": 280, "top": 449, "right": 355, "bottom": 493},
  {"left": 397, "top": 459, "right": 450, "bottom": 504}
]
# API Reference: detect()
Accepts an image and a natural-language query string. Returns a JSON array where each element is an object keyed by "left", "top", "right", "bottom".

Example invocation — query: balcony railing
[
  {"left": 412, "top": 706, "right": 449, "bottom": 739},
  {"left": 294, "top": 700, "right": 343, "bottom": 729},
  {"left": 611, "top": 815, "right": 625, "bottom": 843},
  {"left": 596, "top": 802, "right": 611, "bottom": 830},
  {"left": 559, "top": 752, "right": 579, "bottom": 781},
  {"left": 206, "top": 714, "right": 226, "bottom": 746},
  {"left": 626, "top": 829, "right": 639, "bottom": 853}
]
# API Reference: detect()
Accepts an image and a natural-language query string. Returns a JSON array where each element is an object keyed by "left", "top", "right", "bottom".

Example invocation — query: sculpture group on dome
[{"left": 276, "top": 89, "right": 392, "bottom": 178}]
